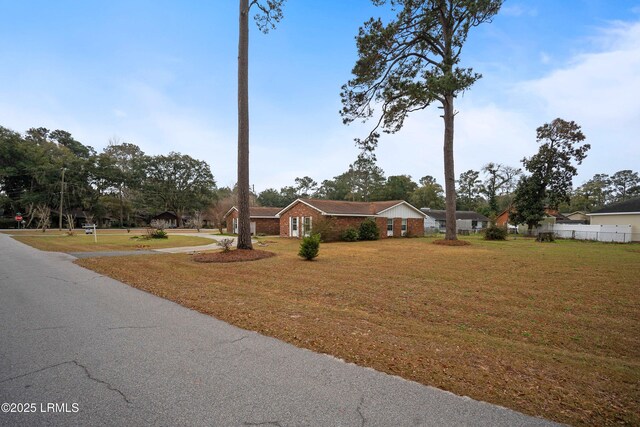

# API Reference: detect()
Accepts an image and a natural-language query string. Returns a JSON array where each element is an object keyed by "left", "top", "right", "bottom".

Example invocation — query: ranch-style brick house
[
  {"left": 276, "top": 198, "right": 426, "bottom": 239},
  {"left": 224, "top": 206, "right": 281, "bottom": 235}
]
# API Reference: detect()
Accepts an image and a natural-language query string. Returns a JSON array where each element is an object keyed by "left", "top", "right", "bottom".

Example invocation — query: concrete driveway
[{"left": 0, "top": 233, "right": 558, "bottom": 426}]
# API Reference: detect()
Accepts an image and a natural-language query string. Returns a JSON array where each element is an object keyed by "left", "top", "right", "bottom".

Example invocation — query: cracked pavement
[{"left": 0, "top": 233, "right": 559, "bottom": 426}]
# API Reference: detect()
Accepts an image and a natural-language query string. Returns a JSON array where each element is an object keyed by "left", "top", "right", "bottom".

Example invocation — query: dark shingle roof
[
  {"left": 420, "top": 209, "right": 489, "bottom": 221},
  {"left": 249, "top": 207, "right": 281, "bottom": 217},
  {"left": 590, "top": 197, "right": 640, "bottom": 214}
]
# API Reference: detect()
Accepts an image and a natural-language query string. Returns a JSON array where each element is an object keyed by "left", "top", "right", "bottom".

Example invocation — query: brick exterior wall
[
  {"left": 225, "top": 209, "right": 279, "bottom": 235},
  {"left": 253, "top": 217, "right": 280, "bottom": 235},
  {"left": 393, "top": 217, "right": 403, "bottom": 237},
  {"left": 375, "top": 217, "right": 387, "bottom": 239},
  {"left": 279, "top": 201, "right": 412, "bottom": 239},
  {"left": 279, "top": 203, "right": 323, "bottom": 237},
  {"left": 407, "top": 218, "right": 424, "bottom": 237}
]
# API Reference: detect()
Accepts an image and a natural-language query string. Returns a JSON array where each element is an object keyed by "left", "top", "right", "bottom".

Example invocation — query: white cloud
[
  {"left": 500, "top": 4, "right": 538, "bottom": 17},
  {"left": 516, "top": 20, "right": 640, "bottom": 178}
]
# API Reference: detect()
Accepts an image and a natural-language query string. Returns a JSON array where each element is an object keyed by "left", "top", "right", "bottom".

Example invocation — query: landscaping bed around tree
[{"left": 75, "top": 236, "right": 640, "bottom": 426}]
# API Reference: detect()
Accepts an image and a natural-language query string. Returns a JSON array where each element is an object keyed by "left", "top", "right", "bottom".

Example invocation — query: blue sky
[{"left": 1, "top": 1, "right": 639, "bottom": 192}]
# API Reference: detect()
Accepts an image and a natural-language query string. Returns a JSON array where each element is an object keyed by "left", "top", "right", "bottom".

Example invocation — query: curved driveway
[{"left": 0, "top": 234, "right": 558, "bottom": 426}]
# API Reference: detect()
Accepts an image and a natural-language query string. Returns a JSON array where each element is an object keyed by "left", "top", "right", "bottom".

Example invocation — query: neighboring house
[
  {"left": 588, "top": 197, "right": 640, "bottom": 242},
  {"left": 151, "top": 211, "right": 179, "bottom": 228},
  {"left": 562, "top": 211, "right": 590, "bottom": 223},
  {"left": 496, "top": 208, "right": 567, "bottom": 229},
  {"left": 420, "top": 209, "right": 490, "bottom": 232},
  {"left": 276, "top": 199, "right": 426, "bottom": 238},
  {"left": 224, "top": 206, "right": 281, "bottom": 235}
]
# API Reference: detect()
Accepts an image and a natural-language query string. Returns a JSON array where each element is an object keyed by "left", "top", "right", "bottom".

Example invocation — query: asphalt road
[{"left": 0, "top": 233, "right": 559, "bottom": 426}]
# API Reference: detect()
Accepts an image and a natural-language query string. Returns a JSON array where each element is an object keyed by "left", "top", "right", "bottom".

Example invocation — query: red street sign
[{"left": 15, "top": 216, "right": 22, "bottom": 221}]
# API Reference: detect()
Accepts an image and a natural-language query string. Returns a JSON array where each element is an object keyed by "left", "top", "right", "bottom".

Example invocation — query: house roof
[
  {"left": 277, "top": 199, "right": 426, "bottom": 217},
  {"left": 495, "top": 208, "right": 567, "bottom": 220},
  {"left": 589, "top": 197, "right": 640, "bottom": 215},
  {"left": 421, "top": 209, "right": 489, "bottom": 221},
  {"left": 249, "top": 206, "right": 281, "bottom": 217},
  {"left": 224, "top": 206, "right": 282, "bottom": 218},
  {"left": 151, "top": 211, "right": 178, "bottom": 219}
]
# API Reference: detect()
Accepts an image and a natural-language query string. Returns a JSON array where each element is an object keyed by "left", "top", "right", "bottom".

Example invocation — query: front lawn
[
  {"left": 13, "top": 233, "right": 213, "bottom": 252},
  {"left": 75, "top": 236, "right": 640, "bottom": 426}
]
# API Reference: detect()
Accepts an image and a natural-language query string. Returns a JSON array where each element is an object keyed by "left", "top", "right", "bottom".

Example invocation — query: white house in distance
[
  {"left": 421, "top": 209, "right": 489, "bottom": 233},
  {"left": 588, "top": 197, "right": 640, "bottom": 242}
]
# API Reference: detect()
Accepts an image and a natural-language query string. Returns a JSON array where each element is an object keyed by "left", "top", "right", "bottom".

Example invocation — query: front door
[{"left": 290, "top": 217, "right": 299, "bottom": 238}]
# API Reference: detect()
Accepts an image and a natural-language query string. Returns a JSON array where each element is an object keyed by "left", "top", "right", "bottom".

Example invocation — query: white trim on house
[
  {"left": 223, "top": 206, "right": 238, "bottom": 218},
  {"left": 376, "top": 201, "right": 427, "bottom": 217},
  {"left": 588, "top": 212, "right": 640, "bottom": 216},
  {"left": 276, "top": 199, "right": 327, "bottom": 217}
]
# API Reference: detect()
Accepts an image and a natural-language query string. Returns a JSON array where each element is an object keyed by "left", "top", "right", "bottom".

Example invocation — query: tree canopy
[{"left": 341, "top": 0, "right": 502, "bottom": 240}]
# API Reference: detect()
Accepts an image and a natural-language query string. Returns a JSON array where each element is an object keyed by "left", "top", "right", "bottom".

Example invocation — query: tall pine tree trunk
[
  {"left": 443, "top": 94, "right": 457, "bottom": 240},
  {"left": 237, "top": 0, "right": 253, "bottom": 249}
]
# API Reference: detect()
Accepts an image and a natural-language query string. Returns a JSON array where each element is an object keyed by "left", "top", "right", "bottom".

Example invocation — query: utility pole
[{"left": 59, "top": 167, "right": 66, "bottom": 230}]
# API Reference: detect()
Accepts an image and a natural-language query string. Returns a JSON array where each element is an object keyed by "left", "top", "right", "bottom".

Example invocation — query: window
[
  {"left": 387, "top": 218, "right": 393, "bottom": 231},
  {"left": 472, "top": 220, "right": 478, "bottom": 229},
  {"left": 401, "top": 219, "right": 407, "bottom": 231}
]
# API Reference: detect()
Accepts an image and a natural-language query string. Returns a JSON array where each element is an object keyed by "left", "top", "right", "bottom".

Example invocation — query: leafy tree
[
  {"left": 143, "top": 152, "right": 216, "bottom": 227},
  {"left": 410, "top": 176, "right": 445, "bottom": 209},
  {"left": 340, "top": 0, "right": 502, "bottom": 240},
  {"left": 294, "top": 176, "right": 318, "bottom": 198},
  {"left": 0, "top": 126, "right": 96, "bottom": 224},
  {"left": 98, "top": 141, "right": 146, "bottom": 227},
  {"left": 315, "top": 173, "right": 353, "bottom": 200},
  {"left": 348, "top": 152, "right": 385, "bottom": 201},
  {"left": 480, "top": 163, "right": 521, "bottom": 214},
  {"left": 512, "top": 118, "right": 589, "bottom": 230},
  {"left": 257, "top": 188, "right": 284, "bottom": 207},
  {"left": 456, "top": 169, "right": 482, "bottom": 210},
  {"left": 610, "top": 170, "right": 640, "bottom": 202},
  {"left": 568, "top": 173, "right": 611, "bottom": 211},
  {"left": 237, "top": 0, "right": 285, "bottom": 250},
  {"left": 381, "top": 175, "right": 417, "bottom": 201},
  {"left": 278, "top": 185, "right": 299, "bottom": 206}
]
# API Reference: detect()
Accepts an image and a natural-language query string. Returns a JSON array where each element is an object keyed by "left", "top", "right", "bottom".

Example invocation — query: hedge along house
[
  {"left": 224, "top": 206, "right": 281, "bottom": 235},
  {"left": 276, "top": 198, "right": 426, "bottom": 239}
]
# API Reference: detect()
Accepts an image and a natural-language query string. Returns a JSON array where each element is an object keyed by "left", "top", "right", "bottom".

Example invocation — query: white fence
[{"left": 551, "top": 224, "right": 633, "bottom": 243}]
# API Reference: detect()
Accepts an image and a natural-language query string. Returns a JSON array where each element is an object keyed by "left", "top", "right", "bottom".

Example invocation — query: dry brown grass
[
  {"left": 76, "top": 236, "right": 640, "bottom": 426},
  {"left": 12, "top": 234, "right": 213, "bottom": 252}
]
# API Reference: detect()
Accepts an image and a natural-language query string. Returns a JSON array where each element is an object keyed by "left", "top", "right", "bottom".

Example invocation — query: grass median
[{"left": 75, "top": 236, "right": 639, "bottom": 426}]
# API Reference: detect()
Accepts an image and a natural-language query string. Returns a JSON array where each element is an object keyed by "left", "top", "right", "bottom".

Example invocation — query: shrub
[
  {"left": 358, "top": 218, "right": 380, "bottom": 241},
  {"left": 216, "top": 238, "right": 235, "bottom": 253},
  {"left": 298, "top": 234, "right": 320, "bottom": 260},
  {"left": 311, "top": 217, "right": 340, "bottom": 242},
  {"left": 150, "top": 229, "right": 168, "bottom": 239},
  {"left": 483, "top": 224, "right": 507, "bottom": 241},
  {"left": 341, "top": 227, "right": 359, "bottom": 242}
]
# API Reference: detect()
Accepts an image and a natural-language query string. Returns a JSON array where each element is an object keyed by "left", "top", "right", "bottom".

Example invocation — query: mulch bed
[
  {"left": 433, "top": 239, "right": 472, "bottom": 246},
  {"left": 192, "top": 249, "right": 276, "bottom": 263}
]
